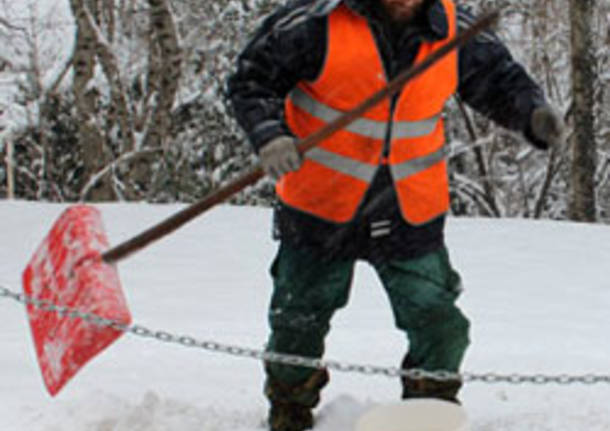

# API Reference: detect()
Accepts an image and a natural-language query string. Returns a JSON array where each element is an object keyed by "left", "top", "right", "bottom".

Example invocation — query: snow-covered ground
[{"left": 1, "top": 201, "right": 610, "bottom": 431}]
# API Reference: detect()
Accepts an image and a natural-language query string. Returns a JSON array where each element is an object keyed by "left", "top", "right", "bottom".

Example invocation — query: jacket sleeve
[
  {"left": 227, "top": 0, "right": 327, "bottom": 152},
  {"left": 456, "top": 7, "right": 548, "bottom": 149}
]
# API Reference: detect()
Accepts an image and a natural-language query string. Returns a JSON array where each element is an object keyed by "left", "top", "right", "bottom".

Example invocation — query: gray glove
[
  {"left": 259, "top": 135, "right": 302, "bottom": 180},
  {"left": 530, "top": 105, "right": 565, "bottom": 149}
]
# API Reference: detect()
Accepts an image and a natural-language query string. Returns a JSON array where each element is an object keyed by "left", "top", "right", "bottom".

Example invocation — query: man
[{"left": 228, "top": 0, "right": 564, "bottom": 430}]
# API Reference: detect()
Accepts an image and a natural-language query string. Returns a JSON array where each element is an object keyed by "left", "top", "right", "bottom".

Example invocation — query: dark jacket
[{"left": 228, "top": 0, "right": 547, "bottom": 263}]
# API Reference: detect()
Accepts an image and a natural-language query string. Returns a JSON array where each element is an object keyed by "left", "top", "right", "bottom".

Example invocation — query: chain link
[{"left": 2, "top": 284, "right": 610, "bottom": 385}]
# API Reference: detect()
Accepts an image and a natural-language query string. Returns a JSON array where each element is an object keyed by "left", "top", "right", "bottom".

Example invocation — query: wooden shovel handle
[{"left": 101, "top": 9, "right": 500, "bottom": 264}]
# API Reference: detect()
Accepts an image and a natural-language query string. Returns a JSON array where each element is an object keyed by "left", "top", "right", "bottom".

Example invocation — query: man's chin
[
  {"left": 382, "top": 1, "right": 420, "bottom": 21},
  {"left": 388, "top": 9, "right": 417, "bottom": 22}
]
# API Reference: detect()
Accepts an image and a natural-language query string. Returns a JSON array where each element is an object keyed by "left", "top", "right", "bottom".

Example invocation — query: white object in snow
[{"left": 355, "top": 399, "right": 469, "bottom": 431}]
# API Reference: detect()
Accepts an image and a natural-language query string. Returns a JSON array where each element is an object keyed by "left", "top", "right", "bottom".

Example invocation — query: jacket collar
[{"left": 341, "top": 0, "right": 449, "bottom": 41}]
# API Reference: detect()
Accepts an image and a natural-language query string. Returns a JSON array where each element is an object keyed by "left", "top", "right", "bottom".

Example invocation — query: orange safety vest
[{"left": 278, "top": 0, "right": 457, "bottom": 225}]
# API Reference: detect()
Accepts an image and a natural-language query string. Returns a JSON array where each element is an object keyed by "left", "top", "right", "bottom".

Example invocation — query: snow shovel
[
  {"left": 22, "top": 9, "right": 499, "bottom": 397},
  {"left": 355, "top": 399, "right": 469, "bottom": 431}
]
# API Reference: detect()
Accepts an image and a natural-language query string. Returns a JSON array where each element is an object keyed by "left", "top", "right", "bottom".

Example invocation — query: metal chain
[{"left": 2, "top": 284, "right": 610, "bottom": 385}]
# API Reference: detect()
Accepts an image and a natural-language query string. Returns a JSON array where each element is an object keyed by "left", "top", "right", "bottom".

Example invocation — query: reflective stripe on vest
[
  {"left": 292, "top": 84, "right": 447, "bottom": 183},
  {"left": 306, "top": 147, "right": 378, "bottom": 182},
  {"left": 305, "top": 139, "right": 447, "bottom": 183},
  {"left": 290, "top": 86, "right": 441, "bottom": 140}
]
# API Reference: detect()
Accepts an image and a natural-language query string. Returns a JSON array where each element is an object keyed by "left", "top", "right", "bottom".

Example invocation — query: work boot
[
  {"left": 265, "top": 368, "right": 329, "bottom": 431},
  {"left": 400, "top": 354, "right": 462, "bottom": 403},
  {"left": 268, "top": 402, "right": 314, "bottom": 431}
]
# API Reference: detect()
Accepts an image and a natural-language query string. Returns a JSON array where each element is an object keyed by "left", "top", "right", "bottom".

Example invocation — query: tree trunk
[
  {"left": 568, "top": 0, "right": 597, "bottom": 222},
  {"left": 126, "top": 0, "right": 182, "bottom": 199},
  {"left": 70, "top": 0, "right": 115, "bottom": 201},
  {"left": 5, "top": 139, "right": 14, "bottom": 199}
]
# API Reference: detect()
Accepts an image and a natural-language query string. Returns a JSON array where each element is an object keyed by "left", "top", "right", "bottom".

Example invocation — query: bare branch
[{"left": 80, "top": 148, "right": 163, "bottom": 200}]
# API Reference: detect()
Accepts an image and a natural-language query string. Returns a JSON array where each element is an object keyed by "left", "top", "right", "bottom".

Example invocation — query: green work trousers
[{"left": 265, "top": 242, "right": 470, "bottom": 387}]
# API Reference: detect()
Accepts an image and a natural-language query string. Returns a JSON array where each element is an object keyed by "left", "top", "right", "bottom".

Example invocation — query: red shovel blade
[{"left": 22, "top": 205, "right": 131, "bottom": 396}]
